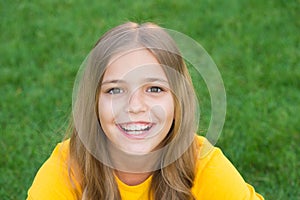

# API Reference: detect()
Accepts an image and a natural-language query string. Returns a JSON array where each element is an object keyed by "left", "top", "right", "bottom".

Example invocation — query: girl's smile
[
  {"left": 98, "top": 49, "right": 174, "bottom": 154},
  {"left": 116, "top": 121, "right": 155, "bottom": 139}
]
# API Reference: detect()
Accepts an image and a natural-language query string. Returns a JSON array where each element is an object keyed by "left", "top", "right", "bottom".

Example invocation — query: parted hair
[{"left": 68, "top": 22, "right": 198, "bottom": 200}]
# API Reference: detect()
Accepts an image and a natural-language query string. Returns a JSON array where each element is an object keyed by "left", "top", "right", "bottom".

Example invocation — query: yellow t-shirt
[{"left": 27, "top": 136, "right": 264, "bottom": 199}]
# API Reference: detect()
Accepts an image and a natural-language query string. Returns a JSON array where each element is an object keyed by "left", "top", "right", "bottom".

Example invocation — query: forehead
[{"left": 103, "top": 49, "right": 167, "bottom": 81}]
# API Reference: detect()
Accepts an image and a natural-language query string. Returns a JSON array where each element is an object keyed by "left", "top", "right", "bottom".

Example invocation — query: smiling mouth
[{"left": 117, "top": 122, "right": 154, "bottom": 135}]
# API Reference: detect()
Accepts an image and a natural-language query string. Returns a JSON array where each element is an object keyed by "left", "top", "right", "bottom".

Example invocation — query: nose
[{"left": 127, "top": 89, "right": 147, "bottom": 114}]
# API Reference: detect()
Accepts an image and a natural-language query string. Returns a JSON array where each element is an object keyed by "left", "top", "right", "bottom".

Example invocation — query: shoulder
[
  {"left": 27, "top": 139, "right": 78, "bottom": 200},
  {"left": 192, "top": 135, "right": 264, "bottom": 200}
]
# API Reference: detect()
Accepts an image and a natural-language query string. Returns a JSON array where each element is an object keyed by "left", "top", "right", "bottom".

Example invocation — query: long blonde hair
[{"left": 69, "top": 22, "right": 198, "bottom": 199}]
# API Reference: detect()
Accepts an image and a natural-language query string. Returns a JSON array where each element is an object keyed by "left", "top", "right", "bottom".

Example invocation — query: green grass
[{"left": 1, "top": 0, "right": 299, "bottom": 199}]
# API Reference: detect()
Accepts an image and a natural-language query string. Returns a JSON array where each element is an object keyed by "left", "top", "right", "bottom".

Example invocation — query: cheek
[
  {"left": 151, "top": 96, "right": 175, "bottom": 122},
  {"left": 98, "top": 97, "right": 116, "bottom": 139},
  {"left": 165, "top": 95, "right": 175, "bottom": 117},
  {"left": 98, "top": 97, "right": 112, "bottom": 122},
  {"left": 165, "top": 101, "right": 175, "bottom": 122},
  {"left": 98, "top": 96, "right": 128, "bottom": 124}
]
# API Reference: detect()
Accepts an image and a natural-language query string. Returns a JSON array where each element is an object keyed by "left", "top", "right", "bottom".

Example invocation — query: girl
[{"left": 27, "top": 22, "right": 264, "bottom": 199}]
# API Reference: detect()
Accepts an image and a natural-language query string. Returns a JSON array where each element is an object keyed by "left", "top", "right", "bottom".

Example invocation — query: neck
[
  {"left": 115, "top": 170, "right": 152, "bottom": 186},
  {"left": 107, "top": 140, "right": 161, "bottom": 173}
]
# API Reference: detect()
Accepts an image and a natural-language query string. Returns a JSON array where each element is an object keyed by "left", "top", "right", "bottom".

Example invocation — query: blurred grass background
[{"left": 0, "top": 0, "right": 299, "bottom": 199}]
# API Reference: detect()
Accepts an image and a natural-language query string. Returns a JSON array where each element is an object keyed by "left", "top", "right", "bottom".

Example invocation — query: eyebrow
[
  {"left": 101, "top": 78, "right": 169, "bottom": 85},
  {"left": 101, "top": 79, "right": 126, "bottom": 85},
  {"left": 144, "top": 78, "right": 169, "bottom": 83}
]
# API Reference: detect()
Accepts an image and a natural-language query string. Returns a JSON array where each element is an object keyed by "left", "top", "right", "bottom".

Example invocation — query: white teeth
[{"left": 119, "top": 124, "right": 151, "bottom": 134}]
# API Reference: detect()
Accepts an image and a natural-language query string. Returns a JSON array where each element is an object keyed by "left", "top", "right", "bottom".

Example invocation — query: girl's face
[{"left": 98, "top": 49, "right": 174, "bottom": 154}]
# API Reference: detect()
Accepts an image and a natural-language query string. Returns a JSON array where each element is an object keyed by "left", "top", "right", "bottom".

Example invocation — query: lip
[{"left": 116, "top": 121, "right": 155, "bottom": 139}]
